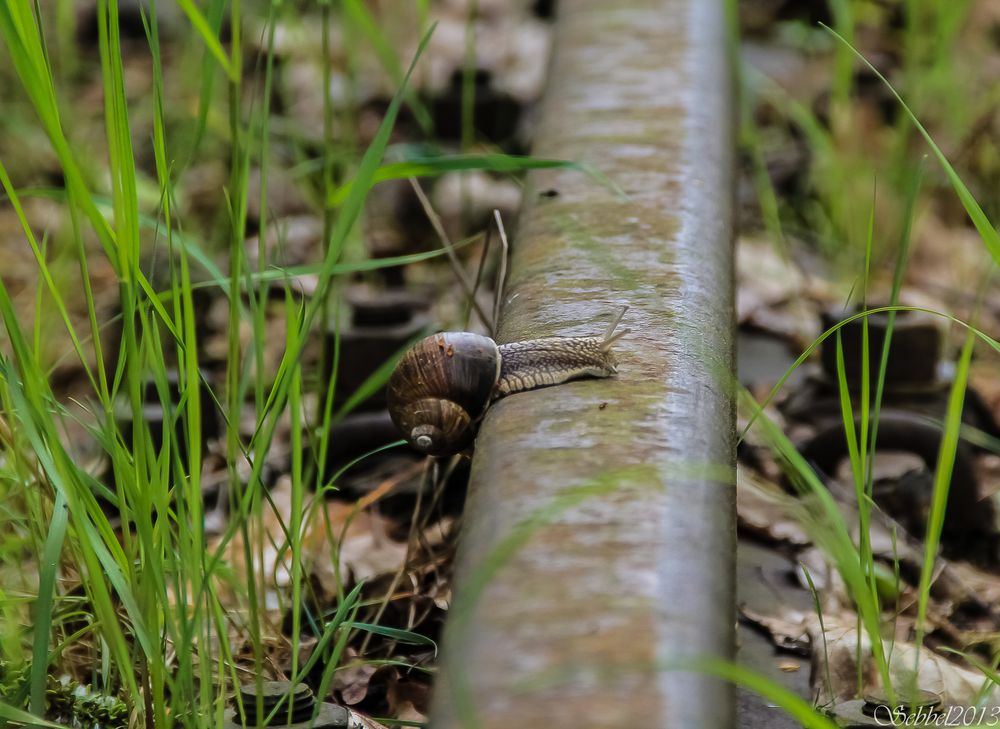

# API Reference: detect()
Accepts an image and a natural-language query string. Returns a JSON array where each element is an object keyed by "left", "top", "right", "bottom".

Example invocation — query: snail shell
[{"left": 386, "top": 332, "right": 501, "bottom": 457}]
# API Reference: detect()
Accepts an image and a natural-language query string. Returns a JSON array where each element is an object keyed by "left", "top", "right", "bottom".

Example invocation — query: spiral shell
[{"left": 386, "top": 332, "right": 501, "bottom": 456}]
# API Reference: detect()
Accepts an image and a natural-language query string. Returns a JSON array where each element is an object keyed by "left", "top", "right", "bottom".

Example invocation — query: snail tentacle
[{"left": 600, "top": 305, "right": 630, "bottom": 350}]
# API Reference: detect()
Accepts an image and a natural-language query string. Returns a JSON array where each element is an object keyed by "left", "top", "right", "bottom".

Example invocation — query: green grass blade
[
  {"left": 189, "top": 235, "right": 480, "bottom": 293},
  {"left": 0, "top": 701, "right": 65, "bottom": 728},
  {"left": 346, "top": 622, "right": 438, "bottom": 651},
  {"left": 689, "top": 659, "right": 840, "bottom": 729},
  {"left": 914, "top": 331, "right": 976, "bottom": 654},
  {"left": 327, "top": 154, "right": 595, "bottom": 206},
  {"left": 28, "top": 491, "right": 68, "bottom": 715},
  {"left": 174, "top": 0, "right": 235, "bottom": 79}
]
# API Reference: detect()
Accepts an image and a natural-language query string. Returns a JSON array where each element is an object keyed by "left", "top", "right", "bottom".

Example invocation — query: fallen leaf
[
  {"left": 740, "top": 606, "right": 812, "bottom": 656},
  {"left": 737, "top": 465, "right": 811, "bottom": 546},
  {"left": 336, "top": 661, "right": 379, "bottom": 706}
]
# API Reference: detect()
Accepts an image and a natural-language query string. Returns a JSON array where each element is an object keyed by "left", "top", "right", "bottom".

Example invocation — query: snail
[{"left": 386, "top": 308, "right": 628, "bottom": 456}]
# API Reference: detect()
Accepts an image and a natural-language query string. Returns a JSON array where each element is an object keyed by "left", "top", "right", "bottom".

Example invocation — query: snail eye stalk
[{"left": 600, "top": 305, "right": 629, "bottom": 351}]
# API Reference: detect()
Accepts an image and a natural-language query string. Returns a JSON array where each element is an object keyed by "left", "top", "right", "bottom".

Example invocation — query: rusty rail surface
[{"left": 431, "top": 1, "right": 736, "bottom": 727}]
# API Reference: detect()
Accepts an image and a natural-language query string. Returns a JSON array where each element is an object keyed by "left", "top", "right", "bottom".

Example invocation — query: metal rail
[{"left": 431, "top": 1, "right": 736, "bottom": 726}]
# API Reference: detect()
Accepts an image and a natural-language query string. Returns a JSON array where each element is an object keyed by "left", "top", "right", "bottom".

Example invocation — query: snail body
[
  {"left": 495, "top": 337, "right": 618, "bottom": 397},
  {"left": 387, "top": 309, "right": 627, "bottom": 456}
]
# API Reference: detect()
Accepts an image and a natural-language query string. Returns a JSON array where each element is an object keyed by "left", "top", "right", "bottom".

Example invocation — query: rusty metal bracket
[{"left": 430, "top": 1, "right": 736, "bottom": 727}]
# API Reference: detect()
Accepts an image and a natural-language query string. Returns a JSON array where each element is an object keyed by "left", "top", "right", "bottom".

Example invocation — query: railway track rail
[{"left": 429, "top": 2, "right": 737, "bottom": 727}]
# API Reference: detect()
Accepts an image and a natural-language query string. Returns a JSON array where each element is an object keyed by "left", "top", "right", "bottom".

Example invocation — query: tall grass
[
  {"left": 0, "top": 3, "right": 591, "bottom": 727},
  {"left": 727, "top": 11, "right": 1000, "bottom": 725},
  {"left": 740, "top": 1, "right": 985, "bottom": 263}
]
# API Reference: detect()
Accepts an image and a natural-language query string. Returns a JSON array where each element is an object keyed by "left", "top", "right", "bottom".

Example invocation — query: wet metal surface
[{"left": 430, "top": 1, "right": 736, "bottom": 727}]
